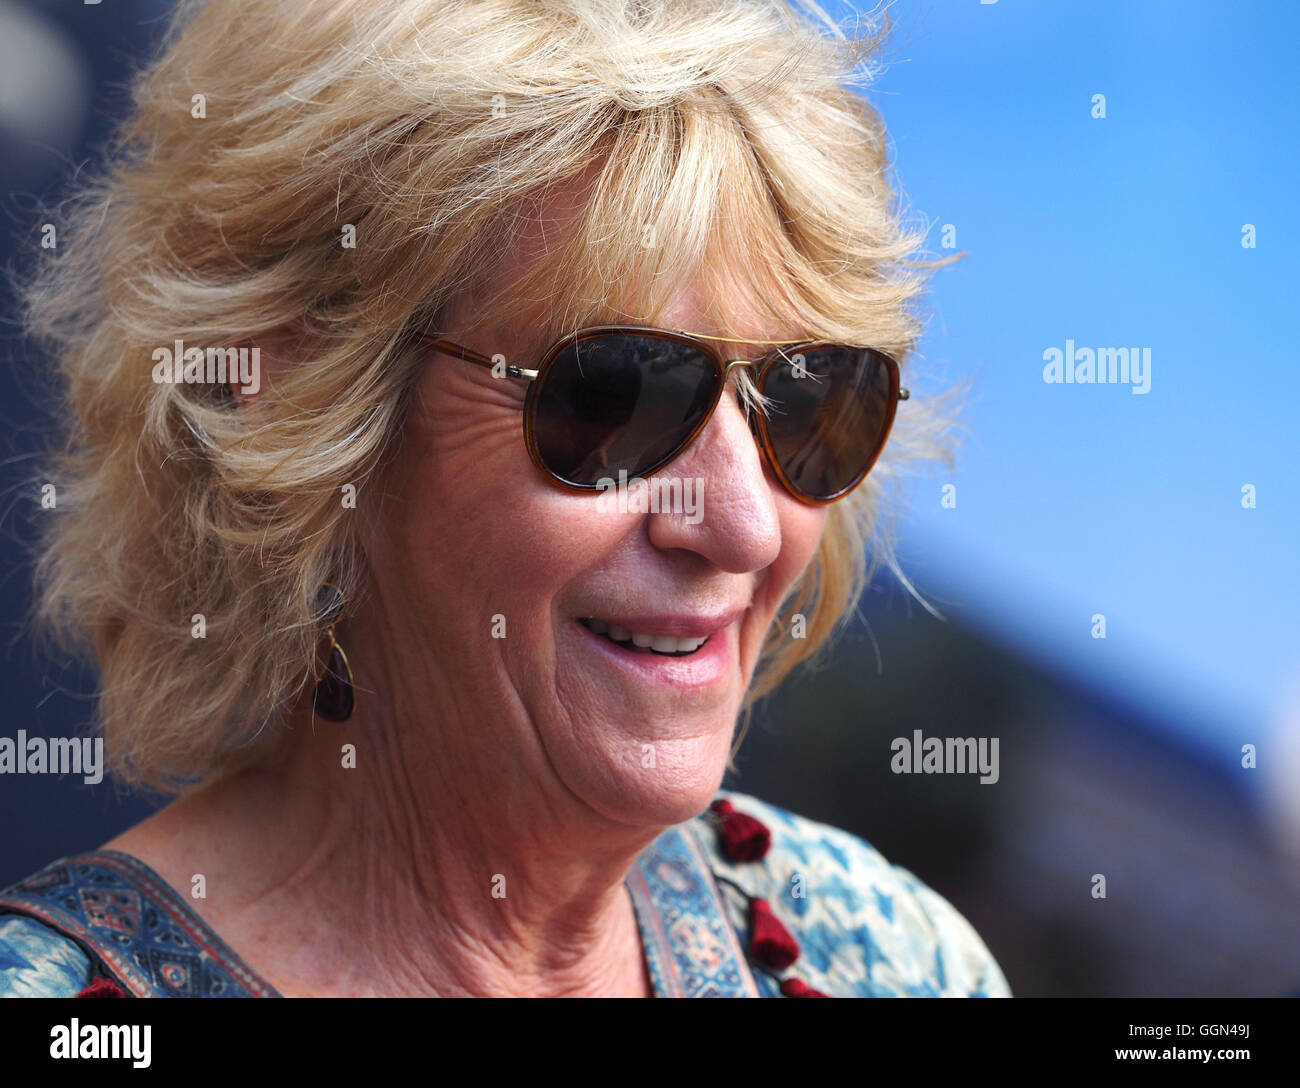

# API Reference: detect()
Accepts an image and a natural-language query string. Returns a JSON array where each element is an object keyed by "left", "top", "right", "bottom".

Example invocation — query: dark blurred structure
[
  {"left": 1, "top": 0, "right": 1295, "bottom": 998},
  {"left": 731, "top": 582, "right": 1300, "bottom": 997}
]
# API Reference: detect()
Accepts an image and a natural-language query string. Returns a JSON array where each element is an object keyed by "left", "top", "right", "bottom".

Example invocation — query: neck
[{"left": 110, "top": 669, "right": 665, "bottom": 996}]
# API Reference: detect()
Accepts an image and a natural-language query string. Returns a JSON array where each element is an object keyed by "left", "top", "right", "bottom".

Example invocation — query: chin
[{"left": 560, "top": 731, "right": 735, "bottom": 831}]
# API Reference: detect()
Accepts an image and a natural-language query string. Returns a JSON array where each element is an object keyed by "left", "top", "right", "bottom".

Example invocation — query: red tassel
[
  {"left": 780, "top": 977, "right": 831, "bottom": 998},
  {"left": 711, "top": 799, "right": 771, "bottom": 862},
  {"left": 748, "top": 897, "right": 799, "bottom": 970},
  {"left": 77, "top": 977, "right": 126, "bottom": 998}
]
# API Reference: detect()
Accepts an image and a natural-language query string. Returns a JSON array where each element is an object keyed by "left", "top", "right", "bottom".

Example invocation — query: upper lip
[{"left": 579, "top": 609, "right": 746, "bottom": 640}]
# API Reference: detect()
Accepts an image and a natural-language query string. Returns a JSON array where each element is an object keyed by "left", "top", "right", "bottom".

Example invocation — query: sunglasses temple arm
[{"left": 419, "top": 335, "right": 538, "bottom": 381}]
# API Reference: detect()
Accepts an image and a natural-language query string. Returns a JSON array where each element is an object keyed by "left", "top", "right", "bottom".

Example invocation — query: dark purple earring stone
[{"left": 314, "top": 643, "right": 354, "bottom": 721}]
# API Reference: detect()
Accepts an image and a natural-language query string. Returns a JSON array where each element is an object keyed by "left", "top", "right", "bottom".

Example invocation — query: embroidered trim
[
  {"left": 0, "top": 851, "right": 279, "bottom": 998},
  {"left": 626, "top": 825, "right": 761, "bottom": 997}
]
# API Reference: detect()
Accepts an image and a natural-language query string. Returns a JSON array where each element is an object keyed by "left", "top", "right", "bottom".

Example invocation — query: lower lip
[{"left": 572, "top": 619, "right": 734, "bottom": 690}]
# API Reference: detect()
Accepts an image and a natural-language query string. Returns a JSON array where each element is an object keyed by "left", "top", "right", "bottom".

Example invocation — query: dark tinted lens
[
  {"left": 758, "top": 346, "right": 895, "bottom": 501},
  {"left": 530, "top": 333, "right": 720, "bottom": 486}
]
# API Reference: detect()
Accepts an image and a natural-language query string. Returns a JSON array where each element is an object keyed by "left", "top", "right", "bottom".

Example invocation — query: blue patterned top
[{"left": 0, "top": 789, "right": 1009, "bottom": 997}]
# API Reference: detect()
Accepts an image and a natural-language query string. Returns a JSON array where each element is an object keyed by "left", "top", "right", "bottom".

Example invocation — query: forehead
[{"left": 441, "top": 164, "right": 810, "bottom": 362}]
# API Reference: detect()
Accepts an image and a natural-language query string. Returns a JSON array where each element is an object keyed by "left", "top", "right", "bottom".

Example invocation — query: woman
[{"left": 0, "top": 0, "right": 1008, "bottom": 997}]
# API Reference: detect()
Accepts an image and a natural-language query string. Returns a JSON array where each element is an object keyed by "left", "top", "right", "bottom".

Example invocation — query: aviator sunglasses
[{"left": 421, "top": 325, "right": 908, "bottom": 505}]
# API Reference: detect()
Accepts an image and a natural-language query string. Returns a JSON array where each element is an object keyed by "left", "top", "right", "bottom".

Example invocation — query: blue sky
[{"left": 829, "top": 0, "right": 1299, "bottom": 757}]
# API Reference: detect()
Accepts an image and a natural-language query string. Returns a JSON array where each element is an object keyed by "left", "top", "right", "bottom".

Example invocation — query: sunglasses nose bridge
[
  {"left": 671, "top": 357, "right": 767, "bottom": 487},
  {"left": 714, "top": 358, "right": 765, "bottom": 427}
]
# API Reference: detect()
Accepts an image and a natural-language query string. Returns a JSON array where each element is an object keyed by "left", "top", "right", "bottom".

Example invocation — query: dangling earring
[{"left": 312, "top": 582, "right": 355, "bottom": 721}]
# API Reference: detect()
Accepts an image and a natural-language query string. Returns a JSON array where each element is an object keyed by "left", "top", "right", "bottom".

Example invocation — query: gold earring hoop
[{"left": 312, "top": 582, "right": 355, "bottom": 721}]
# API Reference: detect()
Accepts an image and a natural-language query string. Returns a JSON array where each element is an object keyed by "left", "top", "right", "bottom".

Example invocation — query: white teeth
[{"left": 581, "top": 619, "right": 709, "bottom": 655}]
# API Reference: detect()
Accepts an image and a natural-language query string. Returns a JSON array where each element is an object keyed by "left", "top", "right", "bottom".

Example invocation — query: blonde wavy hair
[{"left": 26, "top": 0, "right": 958, "bottom": 792}]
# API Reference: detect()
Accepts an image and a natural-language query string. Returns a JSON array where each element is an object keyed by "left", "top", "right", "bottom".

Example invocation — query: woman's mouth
[
  {"left": 570, "top": 609, "right": 743, "bottom": 692},
  {"left": 577, "top": 617, "right": 708, "bottom": 657}
]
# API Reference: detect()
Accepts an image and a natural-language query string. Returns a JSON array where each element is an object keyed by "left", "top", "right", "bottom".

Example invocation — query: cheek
[
  {"left": 726, "top": 500, "right": 824, "bottom": 681},
  {"left": 385, "top": 389, "right": 627, "bottom": 642},
  {"left": 769, "top": 503, "right": 827, "bottom": 603}
]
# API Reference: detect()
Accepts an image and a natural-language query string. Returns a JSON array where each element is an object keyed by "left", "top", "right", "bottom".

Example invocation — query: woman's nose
[{"left": 644, "top": 386, "right": 782, "bottom": 574}]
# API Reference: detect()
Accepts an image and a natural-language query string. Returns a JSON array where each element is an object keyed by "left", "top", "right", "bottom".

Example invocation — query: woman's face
[{"left": 372, "top": 218, "right": 826, "bottom": 829}]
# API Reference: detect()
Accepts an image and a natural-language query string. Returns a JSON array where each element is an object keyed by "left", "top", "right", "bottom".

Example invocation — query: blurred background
[{"left": 0, "top": 0, "right": 1296, "bottom": 996}]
